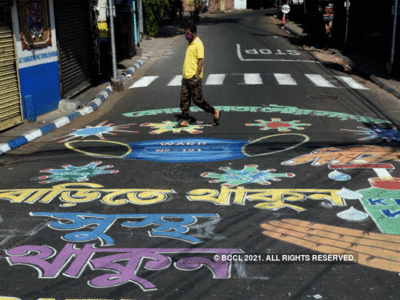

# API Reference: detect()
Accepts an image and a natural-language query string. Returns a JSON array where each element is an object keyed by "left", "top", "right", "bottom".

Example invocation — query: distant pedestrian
[
  {"left": 322, "top": 3, "right": 335, "bottom": 49},
  {"left": 203, "top": 0, "right": 209, "bottom": 13},
  {"left": 179, "top": 22, "right": 221, "bottom": 127}
]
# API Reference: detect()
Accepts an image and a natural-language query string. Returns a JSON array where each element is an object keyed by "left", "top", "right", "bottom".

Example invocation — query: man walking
[{"left": 179, "top": 23, "right": 221, "bottom": 127}]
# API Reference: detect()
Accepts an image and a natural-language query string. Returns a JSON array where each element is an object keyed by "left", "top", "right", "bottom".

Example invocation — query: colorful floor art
[
  {"left": 282, "top": 146, "right": 400, "bottom": 166},
  {"left": 201, "top": 165, "right": 295, "bottom": 187},
  {"left": 123, "top": 105, "right": 390, "bottom": 125},
  {"left": 38, "top": 162, "right": 118, "bottom": 183},
  {"left": 65, "top": 134, "right": 310, "bottom": 163},
  {"left": 140, "top": 121, "right": 211, "bottom": 134},
  {"left": 245, "top": 118, "right": 311, "bottom": 132},
  {"left": 56, "top": 121, "right": 138, "bottom": 143},
  {"left": 342, "top": 126, "right": 400, "bottom": 142},
  {"left": 261, "top": 219, "right": 400, "bottom": 273}
]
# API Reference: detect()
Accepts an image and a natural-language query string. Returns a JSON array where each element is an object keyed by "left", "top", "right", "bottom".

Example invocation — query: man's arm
[{"left": 195, "top": 58, "right": 204, "bottom": 78}]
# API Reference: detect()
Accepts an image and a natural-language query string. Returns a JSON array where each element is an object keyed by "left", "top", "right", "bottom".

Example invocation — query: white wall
[{"left": 235, "top": 0, "right": 247, "bottom": 9}]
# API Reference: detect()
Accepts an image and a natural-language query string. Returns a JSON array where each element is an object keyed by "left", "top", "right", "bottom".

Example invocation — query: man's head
[{"left": 184, "top": 22, "right": 196, "bottom": 42}]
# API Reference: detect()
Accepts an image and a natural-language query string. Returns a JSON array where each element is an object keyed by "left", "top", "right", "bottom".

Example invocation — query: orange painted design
[
  {"left": 282, "top": 146, "right": 400, "bottom": 166},
  {"left": 368, "top": 177, "right": 400, "bottom": 190},
  {"left": 261, "top": 219, "right": 400, "bottom": 273}
]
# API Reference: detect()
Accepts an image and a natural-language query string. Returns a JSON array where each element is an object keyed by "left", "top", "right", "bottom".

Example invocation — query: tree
[{"left": 143, "top": 0, "right": 170, "bottom": 36}]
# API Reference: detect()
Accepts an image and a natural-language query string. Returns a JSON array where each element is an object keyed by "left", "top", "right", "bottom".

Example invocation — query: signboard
[
  {"left": 323, "top": 14, "right": 334, "bottom": 21},
  {"left": 281, "top": 4, "right": 290, "bottom": 14},
  {"left": 17, "top": 0, "right": 52, "bottom": 49}
]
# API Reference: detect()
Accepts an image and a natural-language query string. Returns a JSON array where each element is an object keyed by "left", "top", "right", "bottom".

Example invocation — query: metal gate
[
  {"left": 54, "top": 0, "right": 93, "bottom": 99},
  {"left": 0, "top": 1, "right": 22, "bottom": 131}
]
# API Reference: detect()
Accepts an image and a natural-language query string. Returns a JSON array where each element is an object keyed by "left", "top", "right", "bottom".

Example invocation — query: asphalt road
[{"left": 1, "top": 9, "right": 400, "bottom": 300}]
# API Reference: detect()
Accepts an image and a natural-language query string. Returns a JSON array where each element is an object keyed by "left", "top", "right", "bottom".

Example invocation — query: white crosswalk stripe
[
  {"left": 244, "top": 73, "right": 263, "bottom": 85},
  {"left": 335, "top": 76, "right": 369, "bottom": 90},
  {"left": 274, "top": 73, "right": 297, "bottom": 85},
  {"left": 167, "top": 75, "right": 183, "bottom": 86},
  {"left": 305, "top": 74, "right": 335, "bottom": 87},
  {"left": 205, "top": 74, "right": 226, "bottom": 85},
  {"left": 129, "top": 76, "right": 159, "bottom": 88},
  {"left": 129, "top": 74, "right": 369, "bottom": 90}
]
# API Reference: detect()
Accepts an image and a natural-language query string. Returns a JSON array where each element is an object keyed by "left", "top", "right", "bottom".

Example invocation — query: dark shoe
[{"left": 213, "top": 110, "right": 221, "bottom": 126}]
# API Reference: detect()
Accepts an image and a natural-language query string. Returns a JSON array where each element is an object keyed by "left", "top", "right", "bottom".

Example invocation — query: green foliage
[{"left": 143, "top": 0, "right": 170, "bottom": 37}]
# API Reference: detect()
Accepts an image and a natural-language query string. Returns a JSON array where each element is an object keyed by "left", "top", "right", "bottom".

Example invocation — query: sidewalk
[
  {"left": 274, "top": 16, "right": 400, "bottom": 100},
  {"left": 0, "top": 23, "right": 184, "bottom": 156}
]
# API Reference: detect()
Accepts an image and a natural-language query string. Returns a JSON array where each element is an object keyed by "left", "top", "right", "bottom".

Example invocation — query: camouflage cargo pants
[{"left": 180, "top": 77, "right": 215, "bottom": 120}]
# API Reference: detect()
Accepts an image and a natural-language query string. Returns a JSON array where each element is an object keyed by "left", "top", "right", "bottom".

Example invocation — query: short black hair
[{"left": 184, "top": 22, "right": 197, "bottom": 34}]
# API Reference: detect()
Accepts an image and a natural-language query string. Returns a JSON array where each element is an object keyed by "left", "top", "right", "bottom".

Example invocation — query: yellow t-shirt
[{"left": 182, "top": 37, "right": 204, "bottom": 79}]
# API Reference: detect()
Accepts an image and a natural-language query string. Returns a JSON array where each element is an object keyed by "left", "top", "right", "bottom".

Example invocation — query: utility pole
[
  {"left": 138, "top": 0, "right": 144, "bottom": 41},
  {"left": 389, "top": 0, "right": 399, "bottom": 74},
  {"left": 344, "top": 0, "right": 350, "bottom": 52},
  {"left": 108, "top": 0, "right": 124, "bottom": 91}
]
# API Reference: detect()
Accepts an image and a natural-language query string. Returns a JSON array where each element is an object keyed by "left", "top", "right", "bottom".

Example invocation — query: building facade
[
  {"left": 0, "top": 0, "right": 138, "bottom": 131},
  {"left": 0, "top": 0, "right": 23, "bottom": 130}
]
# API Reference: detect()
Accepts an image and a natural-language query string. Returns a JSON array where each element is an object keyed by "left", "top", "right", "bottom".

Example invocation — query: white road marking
[
  {"left": 205, "top": 74, "right": 226, "bottom": 85},
  {"left": 129, "top": 76, "right": 159, "bottom": 88},
  {"left": 167, "top": 75, "right": 183, "bottom": 86},
  {"left": 274, "top": 73, "right": 297, "bottom": 85},
  {"left": 305, "top": 74, "right": 335, "bottom": 87},
  {"left": 244, "top": 73, "right": 263, "bottom": 85},
  {"left": 236, "top": 44, "right": 321, "bottom": 63},
  {"left": 336, "top": 76, "right": 369, "bottom": 90},
  {"left": 127, "top": 73, "right": 368, "bottom": 90}
]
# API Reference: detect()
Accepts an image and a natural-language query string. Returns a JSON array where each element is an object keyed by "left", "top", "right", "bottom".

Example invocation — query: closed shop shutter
[
  {"left": 0, "top": 1, "right": 22, "bottom": 131},
  {"left": 54, "top": 0, "right": 92, "bottom": 99}
]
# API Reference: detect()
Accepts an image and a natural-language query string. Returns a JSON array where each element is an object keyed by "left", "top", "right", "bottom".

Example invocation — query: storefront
[
  {"left": 0, "top": 0, "right": 23, "bottom": 131},
  {"left": 53, "top": 0, "right": 94, "bottom": 99},
  {"left": 11, "top": 0, "right": 62, "bottom": 122}
]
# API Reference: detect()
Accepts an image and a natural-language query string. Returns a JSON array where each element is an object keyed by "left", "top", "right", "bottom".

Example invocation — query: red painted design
[
  {"left": 266, "top": 121, "right": 291, "bottom": 129},
  {"left": 330, "top": 164, "right": 394, "bottom": 169},
  {"left": 368, "top": 178, "right": 400, "bottom": 190}
]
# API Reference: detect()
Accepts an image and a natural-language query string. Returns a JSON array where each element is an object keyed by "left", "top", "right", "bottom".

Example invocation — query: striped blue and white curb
[
  {"left": 123, "top": 57, "right": 149, "bottom": 78},
  {"left": 0, "top": 86, "right": 113, "bottom": 155},
  {"left": 0, "top": 57, "right": 150, "bottom": 156}
]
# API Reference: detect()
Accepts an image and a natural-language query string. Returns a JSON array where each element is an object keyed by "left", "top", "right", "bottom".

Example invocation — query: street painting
[
  {"left": 245, "top": 118, "right": 311, "bottom": 132},
  {"left": 342, "top": 126, "right": 400, "bottom": 142},
  {"left": 187, "top": 186, "right": 345, "bottom": 211},
  {"left": 0, "top": 183, "right": 175, "bottom": 207},
  {"left": 123, "top": 104, "right": 390, "bottom": 124},
  {"left": 56, "top": 121, "right": 138, "bottom": 143},
  {"left": 37, "top": 161, "right": 118, "bottom": 183},
  {"left": 6, "top": 244, "right": 242, "bottom": 291},
  {"left": 200, "top": 165, "right": 295, "bottom": 187},
  {"left": 140, "top": 120, "right": 211, "bottom": 134},
  {"left": 30, "top": 212, "right": 220, "bottom": 245},
  {"left": 281, "top": 146, "right": 400, "bottom": 166},
  {"left": 260, "top": 219, "right": 400, "bottom": 273},
  {"left": 0, "top": 184, "right": 346, "bottom": 211},
  {"left": 64, "top": 134, "right": 310, "bottom": 163}
]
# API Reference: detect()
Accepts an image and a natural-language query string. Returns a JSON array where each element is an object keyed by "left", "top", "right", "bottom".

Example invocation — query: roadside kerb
[
  {"left": 0, "top": 56, "right": 149, "bottom": 156},
  {"left": 283, "top": 23, "right": 308, "bottom": 38},
  {"left": 278, "top": 17, "right": 400, "bottom": 101}
]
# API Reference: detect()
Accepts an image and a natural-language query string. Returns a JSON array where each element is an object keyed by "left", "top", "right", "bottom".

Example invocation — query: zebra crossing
[{"left": 129, "top": 73, "right": 369, "bottom": 90}]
